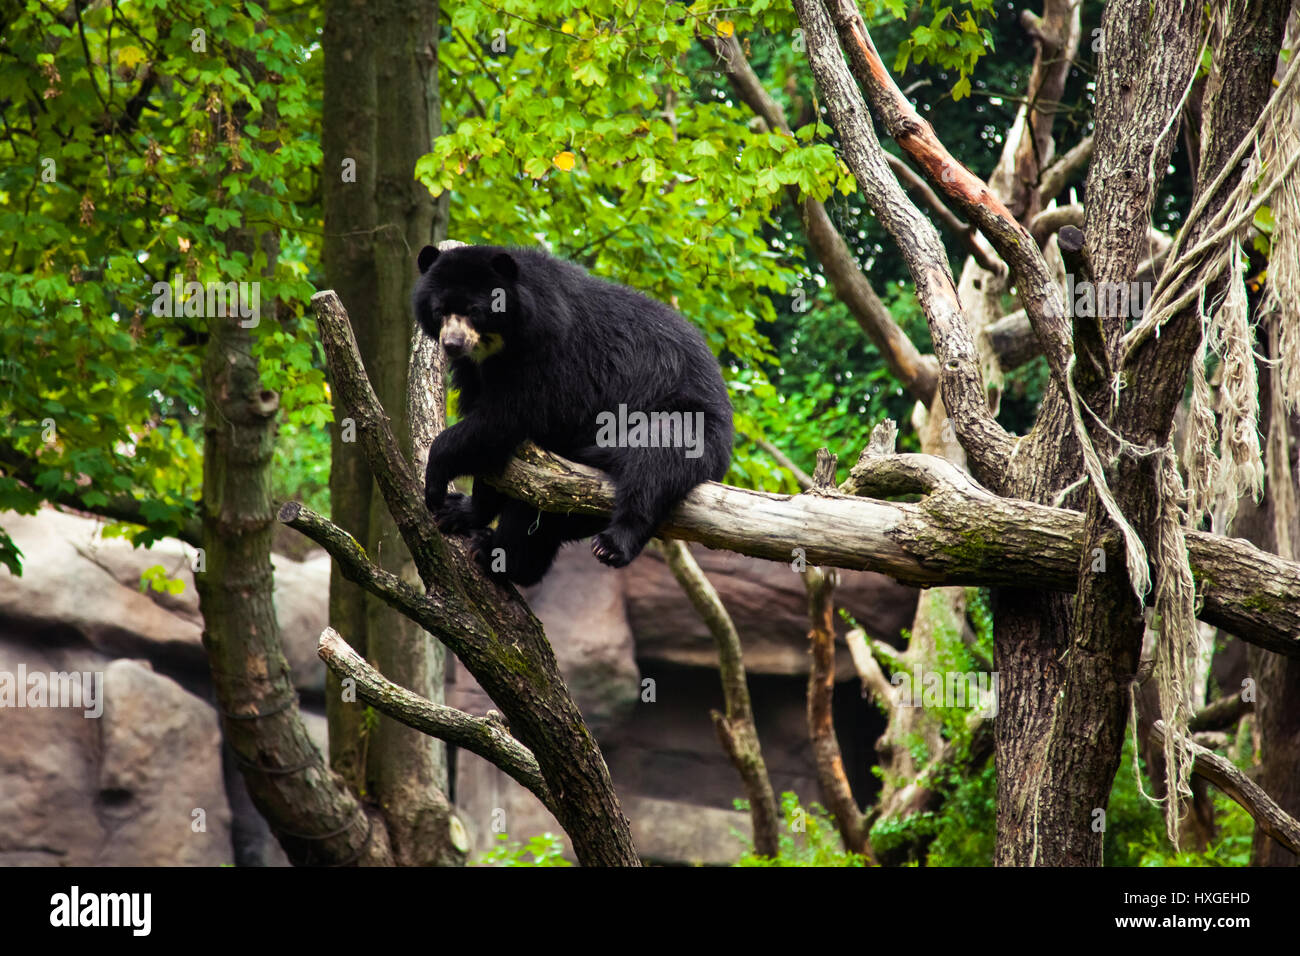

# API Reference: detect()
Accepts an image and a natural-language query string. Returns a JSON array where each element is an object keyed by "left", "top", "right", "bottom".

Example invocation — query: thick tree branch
[
  {"left": 278, "top": 500, "right": 445, "bottom": 631},
  {"left": 1188, "top": 693, "right": 1252, "bottom": 734},
  {"left": 844, "top": 627, "right": 896, "bottom": 709},
  {"left": 981, "top": 310, "right": 1039, "bottom": 373},
  {"left": 317, "top": 626, "right": 556, "bottom": 814},
  {"left": 983, "top": 222, "right": 1174, "bottom": 374},
  {"left": 1028, "top": 202, "right": 1084, "bottom": 248},
  {"left": 486, "top": 442, "right": 1300, "bottom": 659},
  {"left": 820, "top": 0, "right": 1076, "bottom": 393},
  {"left": 885, "top": 152, "right": 1006, "bottom": 275}
]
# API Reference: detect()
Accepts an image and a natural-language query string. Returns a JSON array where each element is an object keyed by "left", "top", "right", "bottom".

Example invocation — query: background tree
[{"left": 322, "top": 0, "right": 463, "bottom": 866}]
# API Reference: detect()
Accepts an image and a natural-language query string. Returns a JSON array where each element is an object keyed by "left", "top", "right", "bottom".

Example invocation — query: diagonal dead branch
[
  {"left": 317, "top": 627, "right": 556, "bottom": 814},
  {"left": 820, "top": 0, "right": 1076, "bottom": 390},
  {"left": 790, "top": 0, "right": 1013, "bottom": 481},
  {"left": 1038, "top": 135, "right": 1094, "bottom": 205},
  {"left": 659, "top": 538, "right": 781, "bottom": 858},
  {"left": 1151, "top": 720, "right": 1300, "bottom": 856},
  {"left": 804, "top": 565, "right": 874, "bottom": 859}
]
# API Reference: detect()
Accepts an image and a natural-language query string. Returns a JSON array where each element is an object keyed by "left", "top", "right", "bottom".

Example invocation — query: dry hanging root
[
  {"left": 1149, "top": 447, "right": 1199, "bottom": 842},
  {"left": 1206, "top": 241, "right": 1264, "bottom": 532},
  {"left": 1262, "top": 56, "right": 1300, "bottom": 414},
  {"left": 1067, "top": 350, "right": 1203, "bottom": 842}
]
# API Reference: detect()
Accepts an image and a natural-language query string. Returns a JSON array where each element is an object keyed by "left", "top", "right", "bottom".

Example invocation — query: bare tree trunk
[
  {"left": 323, "top": 0, "right": 461, "bottom": 865},
  {"left": 323, "top": 0, "right": 379, "bottom": 794},
  {"left": 363, "top": 0, "right": 461, "bottom": 868},
  {"left": 198, "top": 75, "right": 391, "bottom": 863},
  {"left": 1032, "top": 0, "right": 1291, "bottom": 868}
]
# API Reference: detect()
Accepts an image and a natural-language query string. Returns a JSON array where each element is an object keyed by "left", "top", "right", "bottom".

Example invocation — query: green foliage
[
  {"left": 733, "top": 792, "right": 870, "bottom": 866},
  {"left": 360, "top": 705, "right": 381, "bottom": 737},
  {"left": 139, "top": 563, "right": 185, "bottom": 596},
  {"left": 0, "top": 530, "right": 22, "bottom": 577},
  {"left": 868, "top": 756, "right": 997, "bottom": 866},
  {"left": 476, "top": 831, "right": 573, "bottom": 867},
  {"left": 273, "top": 416, "right": 332, "bottom": 516},
  {"left": 964, "top": 586, "right": 993, "bottom": 657},
  {"left": 0, "top": 0, "right": 327, "bottom": 563},
  {"left": 426, "top": 0, "right": 816, "bottom": 373},
  {"left": 887, "top": 0, "right": 997, "bottom": 100},
  {"left": 861, "top": 589, "right": 996, "bottom": 864}
]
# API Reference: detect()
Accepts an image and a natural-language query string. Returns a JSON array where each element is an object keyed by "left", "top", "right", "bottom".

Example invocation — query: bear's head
[{"left": 412, "top": 244, "right": 521, "bottom": 363}]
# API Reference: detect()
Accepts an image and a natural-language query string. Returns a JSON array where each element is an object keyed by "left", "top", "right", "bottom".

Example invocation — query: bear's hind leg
[{"left": 592, "top": 451, "right": 702, "bottom": 568}]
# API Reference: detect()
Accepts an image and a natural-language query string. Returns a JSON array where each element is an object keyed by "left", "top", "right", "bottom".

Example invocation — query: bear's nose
[{"left": 441, "top": 333, "right": 467, "bottom": 356}]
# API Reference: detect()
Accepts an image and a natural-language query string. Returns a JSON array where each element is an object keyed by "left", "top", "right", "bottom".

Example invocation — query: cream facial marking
[{"left": 441, "top": 313, "right": 503, "bottom": 362}]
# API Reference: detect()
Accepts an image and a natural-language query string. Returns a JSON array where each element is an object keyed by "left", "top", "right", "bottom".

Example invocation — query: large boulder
[
  {"left": 624, "top": 544, "right": 917, "bottom": 674},
  {"left": 0, "top": 639, "right": 233, "bottom": 866},
  {"left": 0, "top": 508, "right": 328, "bottom": 693}
]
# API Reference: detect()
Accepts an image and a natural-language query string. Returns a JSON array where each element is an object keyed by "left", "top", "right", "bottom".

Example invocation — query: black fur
[{"left": 412, "top": 244, "right": 733, "bottom": 585}]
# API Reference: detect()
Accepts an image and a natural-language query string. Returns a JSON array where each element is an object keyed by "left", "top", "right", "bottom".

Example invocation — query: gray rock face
[
  {"left": 96, "top": 660, "right": 234, "bottom": 865},
  {"left": 0, "top": 507, "right": 322, "bottom": 866},
  {"left": 626, "top": 545, "right": 917, "bottom": 674},
  {"left": 0, "top": 641, "right": 232, "bottom": 865},
  {"left": 0, "top": 508, "right": 327, "bottom": 693}
]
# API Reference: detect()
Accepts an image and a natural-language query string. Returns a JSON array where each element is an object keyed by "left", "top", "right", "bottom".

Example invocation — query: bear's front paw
[
  {"left": 591, "top": 527, "right": 642, "bottom": 568},
  {"left": 425, "top": 480, "right": 447, "bottom": 514},
  {"left": 433, "top": 492, "right": 478, "bottom": 535}
]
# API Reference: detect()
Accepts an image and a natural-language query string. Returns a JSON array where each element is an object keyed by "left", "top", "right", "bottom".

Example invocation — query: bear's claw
[{"left": 591, "top": 529, "right": 639, "bottom": 568}]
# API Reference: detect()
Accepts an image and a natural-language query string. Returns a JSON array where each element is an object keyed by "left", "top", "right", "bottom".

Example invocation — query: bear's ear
[
  {"left": 490, "top": 252, "right": 518, "bottom": 282},
  {"left": 417, "top": 245, "right": 439, "bottom": 274}
]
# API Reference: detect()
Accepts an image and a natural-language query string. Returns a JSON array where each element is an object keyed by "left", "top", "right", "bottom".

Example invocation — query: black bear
[{"left": 412, "top": 243, "right": 733, "bottom": 586}]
